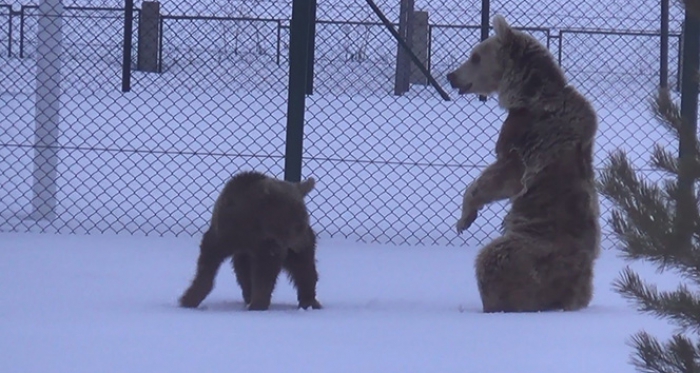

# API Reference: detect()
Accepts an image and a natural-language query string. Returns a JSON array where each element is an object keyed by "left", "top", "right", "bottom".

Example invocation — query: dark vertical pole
[
  {"left": 19, "top": 6, "right": 25, "bottom": 58},
  {"left": 136, "top": 1, "right": 160, "bottom": 73},
  {"left": 394, "top": 0, "right": 413, "bottom": 96},
  {"left": 557, "top": 33, "right": 563, "bottom": 66},
  {"left": 157, "top": 16, "right": 164, "bottom": 73},
  {"left": 276, "top": 20, "right": 281, "bottom": 66},
  {"left": 305, "top": 0, "right": 317, "bottom": 94},
  {"left": 676, "top": 33, "right": 682, "bottom": 92},
  {"left": 660, "top": 0, "right": 669, "bottom": 88},
  {"left": 284, "top": 0, "right": 313, "bottom": 182},
  {"left": 7, "top": 8, "right": 12, "bottom": 58},
  {"left": 679, "top": 16, "right": 699, "bottom": 164},
  {"left": 478, "top": 0, "right": 489, "bottom": 102},
  {"left": 404, "top": 0, "right": 415, "bottom": 89},
  {"left": 365, "top": 0, "right": 450, "bottom": 100},
  {"left": 675, "top": 12, "right": 700, "bottom": 251},
  {"left": 122, "top": 0, "right": 134, "bottom": 92},
  {"left": 427, "top": 25, "right": 432, "bottom": 73}
]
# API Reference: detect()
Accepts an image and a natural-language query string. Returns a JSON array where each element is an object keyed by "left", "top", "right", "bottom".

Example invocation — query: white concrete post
[{"left": 30, "top": 0, "right": 63, "bottom": 221}]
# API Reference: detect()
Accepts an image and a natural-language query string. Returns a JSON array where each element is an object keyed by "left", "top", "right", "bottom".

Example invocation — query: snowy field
[
  {"left": 0, "top": 0, "right": 691, "bottom": 372},
  {"left": 0, "top": 231, "right": 682, "bottom": 372}
]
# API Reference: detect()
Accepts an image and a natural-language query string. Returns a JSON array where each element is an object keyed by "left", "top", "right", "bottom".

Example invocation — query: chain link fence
[{"left": 0, "top": 0, "right": 686, "bottom": 246}]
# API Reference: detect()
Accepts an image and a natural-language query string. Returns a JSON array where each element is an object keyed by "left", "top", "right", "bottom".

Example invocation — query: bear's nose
[{"left": 446, "top": 72, "right": 455, "bottom": 83}]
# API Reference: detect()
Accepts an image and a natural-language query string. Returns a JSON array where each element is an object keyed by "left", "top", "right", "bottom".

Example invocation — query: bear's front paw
[
  {"left": 455, "top": 210, "right": 478, "bottom": 235},
  {"left": 178, "top": 292, "right": 202, "bottom": 309},
  {"left": 298, "top": 299, "right": 322, "bottom": 310},
  {"left": 247, "top": 300, "right": 271, "bottom": 311}
]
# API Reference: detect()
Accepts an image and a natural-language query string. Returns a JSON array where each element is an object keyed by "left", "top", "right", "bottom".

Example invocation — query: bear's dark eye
[{"left": 471, "top": 53, "right": 481, "bottom": 64}]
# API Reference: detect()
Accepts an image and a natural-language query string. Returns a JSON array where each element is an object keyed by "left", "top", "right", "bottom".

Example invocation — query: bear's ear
[
  {"left": 297, "top": 177, "right": 316, "bottom": 197},
  {"left": 492, "top": 14, "right": 511, "bottom": 39}
]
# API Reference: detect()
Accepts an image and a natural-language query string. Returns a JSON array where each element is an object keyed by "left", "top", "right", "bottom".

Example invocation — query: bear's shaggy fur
[
  {"left": 457, "top": 108, "right": 535, "bottom": 229},
  {"left": 446, "top": 15, "right": 601, "bottom": 313},
  {"left": 178, "top": 170, "right": 322, "bottom": 311}
]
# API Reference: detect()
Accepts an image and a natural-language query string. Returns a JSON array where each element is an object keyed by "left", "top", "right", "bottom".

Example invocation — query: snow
[
  {"left": 0, "top": 231, "right": 683, "bottom": 372},
  {"left": 0, "top": 0, "right": 694, "bottom": 371}
]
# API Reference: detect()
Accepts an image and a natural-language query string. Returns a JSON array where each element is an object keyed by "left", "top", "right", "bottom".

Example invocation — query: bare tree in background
[
  {"left": 220, "top": 0, "right": 268, "bottom": 61},
  {"left": 597, "top": 0, "right": 700, "bottom": 371}
]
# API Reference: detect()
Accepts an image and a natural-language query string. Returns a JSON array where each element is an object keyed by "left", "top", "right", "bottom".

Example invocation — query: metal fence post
[
  {"left": 393, "top": 0, "right": 413, "bottom": 96},
  {"left": 136, "top": 1, "right": 160, "bottom": 73},
  {"left": 30, "top": 0, "right": 63, "bottom": 221},
  {"left": 366, "top": 0, "right": 449, "bottom": 101},
  {"left": 305, "top": 0, "right": 317, "bottom": 95},
  {"left": 157, "top": 16, "right": 164, "bottom": 73},
  {"left": 284, "top": 0, "right": 315, "bottom": 182},
  {"left": 660, "top": 0, "right": 669, "bottom": 88},
  {"left": 676, "top": 12, "right": 700, "bottom": 251},
  {"left": 676, "top": 33, "right": 683, "bottom": 92},
  {"left": 409, "top": 10, "right": 429, "bottom": 86},
  {"left": 7, "top": 6, "right": 12, "bottom": 58},
  {"left": 276, "top": 20, "right": 281, "bottom": 66},
  {"left": 478, "top": 0, "right": 489, "bottom": 102},
  {"left": 121, "top": 0, "right": 134, "bottom": 92},
  {"left": 19, "top": 5, "right": 25, "bottom": 58}
]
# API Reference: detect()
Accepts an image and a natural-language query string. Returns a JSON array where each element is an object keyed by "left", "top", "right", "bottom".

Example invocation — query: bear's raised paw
[{"left": 456, "top": 210, "right": 479, "bottom": 235}]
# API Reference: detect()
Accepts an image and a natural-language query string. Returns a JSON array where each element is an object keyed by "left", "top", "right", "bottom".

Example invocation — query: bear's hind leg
[
  {"left": 179, "top": 230, "right": 227, "bottom": 308},
  {"left": 528, "top": 248, "right": 595, "bottom": 312},
  {"left": 283, "top": 247, "right": 322, "bottom": 310},
  {"left": 232, "top": 253, "right": 253, "bottom": 305},
  {"left": 557, "top": 254, "right": 595, "bottom": 311},
  {"left": 247, "top": 240, "right": 284, "bottom": 311},
  {"left": 475, "top": 235, "right": 545, "bottom": 313}
]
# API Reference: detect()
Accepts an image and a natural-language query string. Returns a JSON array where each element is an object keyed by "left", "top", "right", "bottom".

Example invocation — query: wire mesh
[
  {"left": 0, "top": 0, "right": 686, "bottom": 247},
  {"left": 1, "top": 0, "right": 288, "bottom": 238}
]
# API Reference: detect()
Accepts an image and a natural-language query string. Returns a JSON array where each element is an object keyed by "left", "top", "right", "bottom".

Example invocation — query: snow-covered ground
[
  {"left": 0, "top": 0, "right": 690, "bottom": 371},
  {"left": 0, "top": 231, "right": 681, "bottom": 372}
]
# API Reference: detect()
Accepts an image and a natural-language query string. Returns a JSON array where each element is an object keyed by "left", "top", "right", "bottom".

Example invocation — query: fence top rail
[
  {"left": 0, "top": 4, "right": 684, "bottom": 38},
  {"left": 429, "top": 24, "right": 550, "bottom": 34},
  {"left": 507, "top": 26, "right": 551, "bottom": 34},
  {"left": 19, "top": 5, "right": 135, "bottom": 12},
  {"left": 428, "top": 24, "right": 480, "bottom": 30},
  {"left": 316, "top": 19, "right": 397, "bottom": 27},
  {"left": 430, "top": 24, "right": 684, "bottom": 39},
  {"left": 161, "top": 14, "right": 280, "bottom": 23},
  {"left": 559, "top": 28, "right": 679, "bottom": 37}
]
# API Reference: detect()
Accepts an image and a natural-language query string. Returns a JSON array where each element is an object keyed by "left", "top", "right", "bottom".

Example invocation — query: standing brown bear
[
  {"left": 178, "top": 170, "right": 322, "bottom": 311},
  {"left": 446, "top": 15, "right": 601, "bottom": 313}
]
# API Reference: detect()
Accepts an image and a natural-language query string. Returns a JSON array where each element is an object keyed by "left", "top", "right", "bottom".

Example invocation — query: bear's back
[{"left": 212, "top": 172, "right": 310, "bottom": 248}]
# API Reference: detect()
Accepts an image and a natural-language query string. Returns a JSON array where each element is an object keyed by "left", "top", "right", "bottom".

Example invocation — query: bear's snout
[
  {"left": 446, "top": 72, "right": 457, "bottom": 86},
  {"left": 446, "top": 72, "right": 472, "bottom": 94},
  {"left": 458, "top": 83, "right": 473, "bottom": 94}
]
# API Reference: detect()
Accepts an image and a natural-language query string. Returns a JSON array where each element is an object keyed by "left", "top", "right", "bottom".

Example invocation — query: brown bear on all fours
[
  {"left": 178, "top": 170, "right": 322, "bottom": 311},
  {"left": 446, "top": 14, "right": 601, "bottom": 313}
]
